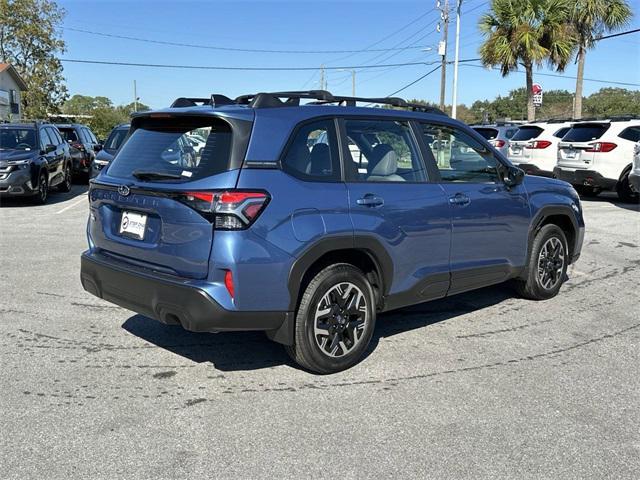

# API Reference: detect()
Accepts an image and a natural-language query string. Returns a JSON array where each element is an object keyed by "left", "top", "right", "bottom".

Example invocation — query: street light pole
[
  {"left": 451, "top": 0, "right": 462, "bottom": 119},
  {"left": 437, "top": 0, "right": 449, "bottom": 112},
  {"left": 133, "top": 80, "right": 138, "bottom": 112},
  {"left": 351, "top": 69, "right": 356, "bottom": 97}
]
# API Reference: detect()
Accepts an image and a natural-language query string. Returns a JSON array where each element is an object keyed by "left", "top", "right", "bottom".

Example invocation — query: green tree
[
  {"left": 479, "top": 0, "right": 576, "bottom": 121},
  {"left": 0, "top": 0, "right": 67, "bottom": 118},
  {"left": 570, "top": 0, "right": 632, "bottom": 119},
  {"left": 583, "top": 87, "right": 640, "bottom": 117}
]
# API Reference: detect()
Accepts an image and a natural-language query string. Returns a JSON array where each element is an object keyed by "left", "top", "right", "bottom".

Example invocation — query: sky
[{"left": 58, "top": 0, "right": 640, "bottom": 109}]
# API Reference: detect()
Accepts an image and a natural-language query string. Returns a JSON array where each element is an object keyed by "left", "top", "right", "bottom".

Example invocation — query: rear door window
[
  {"left": 511, "top": 126, "right": 543, "bottom": 141},
  {"left": 107, "top": 117, "right": 233, "bottom": 182},
  {"left": 563, "top": 123, "right": 610, "bottom": 142},
  {"left": 618, "top": 126, "right": 640, "bottom": 142},
  {"left": 280, "top": 119, "right": 340, "bottom": 181},
  {"left": 473, "top": 128, "right": 499, "bottom": 141},
  {"left": 553, "top": 127, "right": 570, "bottom": 139}
]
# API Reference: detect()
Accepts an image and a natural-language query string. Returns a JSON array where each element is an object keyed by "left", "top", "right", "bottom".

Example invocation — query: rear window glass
[
  {"left": 553, "top": 127, "right": 570, "bottom": 139},
  {"left": 473, "top": 128, "right": 499, "bottom": 140},
  {"left": 104, "top": 128, "right": 129, "bottom": 152},
  {"left": 511, "top": 126, "right": 543, "bottom": 141},
  {"left": 563, "top": 123, "right": 610, "bottom": 142},
  {"left": 59, "top": 128, "right": 78, "bottom": 143},
  {"left": 107, "top": 117, "right": 232, "bottom": 182}
]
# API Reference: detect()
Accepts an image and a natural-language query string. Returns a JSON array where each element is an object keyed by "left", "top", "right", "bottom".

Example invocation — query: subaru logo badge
[{"left": 118, "top": 185, "right": 131, "bottom": 196}]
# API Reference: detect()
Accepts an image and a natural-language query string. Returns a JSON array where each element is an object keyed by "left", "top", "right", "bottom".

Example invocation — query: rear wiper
[{"left": 132, "top": 169, "right": 184, "bottom": 181}]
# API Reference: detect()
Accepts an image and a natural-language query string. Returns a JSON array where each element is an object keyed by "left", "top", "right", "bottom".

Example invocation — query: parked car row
[{"left": 472, "top": 117, "right": 640, "bottom": 203}]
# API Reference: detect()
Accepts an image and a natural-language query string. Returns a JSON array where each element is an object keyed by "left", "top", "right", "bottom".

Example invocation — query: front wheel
[
  {"left": 514, "top": 224, "right": 568, "bottom": 300},
  {"left": 286, "top": 264, "right": 376, "bottom": 374},
  {"left": 33, "top": 172, "right": 48, "bottom": 205}
]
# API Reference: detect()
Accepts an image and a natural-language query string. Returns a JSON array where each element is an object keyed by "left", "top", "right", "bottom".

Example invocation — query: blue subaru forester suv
[{"left": 80, "top": 91, "right": 585, "bottom": 373}]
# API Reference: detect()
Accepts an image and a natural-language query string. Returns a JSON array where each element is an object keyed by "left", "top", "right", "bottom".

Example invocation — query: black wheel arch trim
[
  {"left": 287, "top": 234, "right": 393, "bottom": 312},
  {"left": 527, "top": 205, "right": 580, "bottom": 271}
]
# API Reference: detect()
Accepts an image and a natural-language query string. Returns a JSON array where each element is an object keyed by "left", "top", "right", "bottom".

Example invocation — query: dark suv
[
  {"left": 81, "top": 91, "right": 585, "bottom": 373},
  {"left": 0, "top": 122, "right": 72, "bottom": 203},
  {"left": 94, "top": 124, "right": 130, "bottom": 172},
  {"left": 56, "top": 123, "right": 101, "bottom": 180}
]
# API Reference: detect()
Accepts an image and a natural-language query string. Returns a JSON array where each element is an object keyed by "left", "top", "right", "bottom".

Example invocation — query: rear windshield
[
  {"left": 473, "top": 128, "right": 499, "bottom": 140},
  {"left": 58, "top": 128, "right": 79, "bottom": 143},
  {"left": 104, "top": 127, "right": 129, "bottom": 152},
  {"left": 563, "top": 123, "right": 610, "bottom": 142},
  {"left": 511, "top": 126, "right": 543, "bottom": 141},
  {"left": 0, "top": 128, "right": 36, "bottom": 150},
  {"left": 107, "top": 117, "right": 232, "bottom": 182}
]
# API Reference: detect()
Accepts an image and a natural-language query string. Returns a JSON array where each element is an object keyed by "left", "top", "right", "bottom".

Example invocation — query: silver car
[{"left": 471, "top": 124, "right": 519, "bottom": 156}]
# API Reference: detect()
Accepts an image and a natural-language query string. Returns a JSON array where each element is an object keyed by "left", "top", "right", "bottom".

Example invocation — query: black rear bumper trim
[
  {"left": 553, "top": 168, "right": 618, "bottom": 190},
  {"left": 80, "top": 251, "right": 291, "bottom": 339}
]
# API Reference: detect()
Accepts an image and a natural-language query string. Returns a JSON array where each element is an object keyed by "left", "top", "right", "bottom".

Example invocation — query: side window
[
  {"left": 343, "top": 119, "right": 427, "bottom": 183},
  {"left": 505, "top": 128, "right": 517, "bottom": 139},
  {"left": 281, "top": 119, "right": 340, "bottom": 181},
  {"left": 39, "top": 129, "right": 49, "bottom": 150},
  {"left": 554, "top": 127, "right": 570, "bottom": 139},
  {"left": 421, "top": 123, "right": 499, "bottom": 183},
  {"left": 619, "top": 126, "right": 640, "bottom": 142},
  {"left": 47, "top": 127, "right": 62, "bottom": 145},
  {"left": 86, "top": 128, "right": 98, "bottom": 143},
  {"left": 79, "top": 128, "right": 89, "bottom": 143}
]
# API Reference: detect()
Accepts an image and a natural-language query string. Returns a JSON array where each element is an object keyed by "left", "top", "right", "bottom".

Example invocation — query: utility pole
[
  {"left": 451, "top": 0, "right": 462, "bottom": 119},
  {"left": 133, "top": 80, "right": 138, "bottom": 112},
  {"left": 437, "top": 0, "right": 450, "bottom": 112},
  {"left": 320, "top": 65, "right": 325, "bottom": 90},
  {"left": 351, "top": 69, "right": 356, "bottom": 97}
]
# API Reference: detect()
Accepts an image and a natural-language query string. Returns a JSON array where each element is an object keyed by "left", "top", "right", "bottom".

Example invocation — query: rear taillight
[
  {"left": 585, "top": 142, "right": 617, "bottom": 153},
  {"left": 492, "top": 139, "right": 505, "bottom": 148},
  {"left": 175, "top": 190, "right": 270, "bottom": 229},
  {"left": 72, "top": 142, "right": 85, "bottom": 151},
  {"left": 525, "top": 140, "right": 552, "bottom": 149}
]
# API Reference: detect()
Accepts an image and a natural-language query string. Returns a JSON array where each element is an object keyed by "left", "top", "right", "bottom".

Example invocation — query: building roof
[{"left": 0, "top": 64, "right": 28, "bottom": 91}]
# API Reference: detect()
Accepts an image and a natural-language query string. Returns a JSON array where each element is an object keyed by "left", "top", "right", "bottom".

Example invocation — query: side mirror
[
  {"left": 94, "top": 144, "right": 103, "bottom": 152},
  {"left": 503, "top": 165, "right": 525, "bottom": 188},
  {"left": 44, "top": 144, "right": 56, "bottom": 154}
]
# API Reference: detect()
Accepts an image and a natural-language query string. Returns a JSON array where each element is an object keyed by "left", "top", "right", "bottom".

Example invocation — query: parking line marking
[{"left": 55, "top": 196, "right": 87, "bottom": 214}]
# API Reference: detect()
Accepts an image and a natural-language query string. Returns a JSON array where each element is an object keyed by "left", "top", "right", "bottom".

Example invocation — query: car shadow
[
  {"left": 0, "top": 184, "right": 88, "bottom": 207},
  {"left": 121, "top": 283, "right": 514, "bottom": 373},
  {"left": 581, "top": 192, "right": 639, "bottom": 212}
]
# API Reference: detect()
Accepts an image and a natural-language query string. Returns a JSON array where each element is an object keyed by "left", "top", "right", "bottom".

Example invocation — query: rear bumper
[
  {"left": 553, "top": 167, "right": 618, "bottom": 190},
  {"left": 629, "top": 171, "right": 640, "bottom": 193},
  {"left": 80, "top": 251, "right": 292, "bottom": 341},
  {"left": 516, "top": 163, "right": 554, "bottom": 178}
]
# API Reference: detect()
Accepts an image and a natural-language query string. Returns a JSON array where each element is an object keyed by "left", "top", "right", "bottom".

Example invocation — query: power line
[
  {"left": 63, "top": 26, "right": 434, "bottom": 55},
  {"left": 60, "top": 58, "right": 439, "bottom": 71},
  {"left": 595, "top": 28, "right": 640, "bottom": 41},
  {"left": 387, "top": 64, "right": 442, "bottom": 97},
  {"left": 461, "top": 63, "right": 640, "bottom": 87}
]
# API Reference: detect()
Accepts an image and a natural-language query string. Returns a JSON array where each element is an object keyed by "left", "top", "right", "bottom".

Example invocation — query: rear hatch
[
  {"left": 88, "top": 113, "right": 251, "bottom": 279},
  {"left": 508, "top": 125, "right": 543, "bottom": 162},
  {"left": 473, "top": 127, "right": 504, "bottom": 149},
  {"left": 557, "top": 122, "right": 610, "bottom": 169}
]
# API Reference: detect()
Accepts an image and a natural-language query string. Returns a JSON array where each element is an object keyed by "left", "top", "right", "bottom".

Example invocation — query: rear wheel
[
  {"left": 576, "top": 185, "right": 601, "bottom": 198},
  {"left": 286, "top": 264, "right": 376, "bottom": 374},
  {"left": 616, "top": 172, "right": 640, "bottom": 204},
  {"left": 33, "top": 172, "right": 48, "bottom": 205},
  {"left": 514, "top": 224, "right": 568, "bottom": 300}
]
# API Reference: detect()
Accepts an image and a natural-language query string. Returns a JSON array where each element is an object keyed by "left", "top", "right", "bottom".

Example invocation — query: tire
[
  {"left": 616, "top": 171, "right": 640, "bottom": 204},
  {"left": 576, "top": 185, "right": 601, "bottom": 198},
  {"left": 33, "top": 172, "right": 48, "bottom": 205},
  {"left": 514, "top": 224, "right": 568, "bottom": 300},
  {"left": 285, "top": 263, "right": 376, "bottom": 374},
  {"left": 58, "top": 163, "right": 72, "bottom": 193}
]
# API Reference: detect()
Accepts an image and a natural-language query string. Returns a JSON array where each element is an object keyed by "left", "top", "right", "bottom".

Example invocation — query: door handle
[
  {"left": 448, "top": 193, "right": 471, "bottom": 206},
  {"left": 356, "top": 194, "right": 384, "bottom": 207}
]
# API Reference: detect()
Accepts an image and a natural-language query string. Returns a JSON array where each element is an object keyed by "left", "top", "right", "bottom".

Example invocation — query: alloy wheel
[
  {"left": 537, "top": 237, "right": 565, "bottom": 290},
  {"left": 313, "top": 282, "right": 368, "bottom": 358}
]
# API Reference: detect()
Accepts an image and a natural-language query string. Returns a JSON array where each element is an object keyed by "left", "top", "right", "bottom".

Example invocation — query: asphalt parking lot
[{"left": 1, "top": 185, "right": 639, "bottom": 479}]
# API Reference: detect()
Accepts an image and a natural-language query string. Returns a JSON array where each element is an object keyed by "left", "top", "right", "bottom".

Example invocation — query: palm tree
[
  {"left": 571, "top": 0, "right": 632, "bottom": 119},
  {"left": 479, "top": 0, "right": 576, "bottom": 121}
]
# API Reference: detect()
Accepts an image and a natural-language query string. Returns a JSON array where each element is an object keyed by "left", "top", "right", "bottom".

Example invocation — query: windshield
[
  {"left": 473, "top": 128, "right": 499, "bottom": 140},
  {"left": 104, "top": 127, "right": 129, "bottom": 152},
  {"left": 0, "top": 128, "right": 37, "bottom": 150},
  {"left": 563, "top": 123, "right": 610, "bottom": 142},
  {"left": 107, "top": 117, "right": 233, "bottom": 182},
  {"left": 511, "top": 126, "right": 543, "bottom": 141}
]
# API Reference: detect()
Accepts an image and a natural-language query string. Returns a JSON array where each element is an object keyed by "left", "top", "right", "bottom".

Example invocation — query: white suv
[
  {"left": 554, "top": 118, "right": 640, "bottom": 203},
  {"left": 507, "top": 121, "right": 572, "bottom": 177},
  {"left": 630, "top": 141, "right": 640, "bottom": 194}
]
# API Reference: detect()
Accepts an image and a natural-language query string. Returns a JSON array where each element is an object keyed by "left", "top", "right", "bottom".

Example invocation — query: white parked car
[
  {"left": 507, "top": 121, "right": 572, "bottom": 177},
  {"left": 630, "top": 140, "right": 640, "bottom": 194},
  {"left": 471, "top": 124, "right": 519, "bottom": 157},
  {"left": 554, "top": 118, "right": 640, "bottom": 202}
]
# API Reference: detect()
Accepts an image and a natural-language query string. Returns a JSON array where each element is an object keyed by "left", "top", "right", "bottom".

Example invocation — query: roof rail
[{"left": 170, "top": 94, "right": 234, "bottom": 108}]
